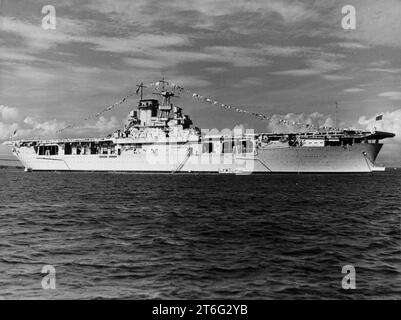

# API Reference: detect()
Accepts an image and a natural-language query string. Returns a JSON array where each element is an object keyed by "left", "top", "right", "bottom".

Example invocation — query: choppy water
[{"left": 0, "top": 168, "right": 400, "bottom": 299}]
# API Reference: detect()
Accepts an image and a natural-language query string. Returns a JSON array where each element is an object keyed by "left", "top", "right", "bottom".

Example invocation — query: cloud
[
  {"left": 270, "top": 55, "right": 345, "bottom": 77},
  {"left": 79, "top": 116, "right": 121, "bottom": 133},
  {"left": 87, "top": 0, "right": 314, "bottom": 24},
  {"left": 378, "top": 92, "right": 401, "bottom": 100},
  {"left": 270, "top": 69, "right": 321, "bottom": 77},
  {"left": 257, "top": 0, "right": 315, "bottom": 23},
  {"left": 358, "top": 109, "right": 401, "bottom": 141},
  {"left": 123, "top": 57, "right": 169, "bottom": 70},
  {"left": 205, "top": 46, "right": 270, "bottom": 67},
  {"left": 306, "top": 58, "right": 343, "bottom": 73},
  {"left": 91, "top": 34, "right": 190, "bottom": 54},
  {"left": 233, "top": 77, "right": 264, "bottom": 88},
  {"left": 367, "top": 68, "right": 401, "bottom": 74},
  {"left": 357, "top": 109, "right": 401, "bottom": 164},
  {"left": 266, "top": 112, "right": 335, "bottom": 133},
  {"left": 368, "top": 61, "right": 390, "bottom": 67},
  {"left": 12, "top": 65, "right": 58, "bottom": 84},
  {"left": 0, "top": 105, "right": 19, "bottom": 121},
  {"left": 122, "top": 45, "right": 271, "bottom": 70},
  {"left": 0, "top": 16, "right": 90, "bottom": 50},
  {"left": 322, "top": 74, "right": 352, "bottom": 81},
  {"left": 0, "top": 48, "right": 41, "bottom": 62},
  {"left": 0, "top": 122, "right": 19, "bottom": 140},
  {"left": 258, "top": 45, "right": 313, "bottom": 57},
  {"left": 333, "top": 42, "right": 370, "bottom": 50},
  {"left": 0, "top": 16, "right": 189, "bottom": 57},
  {"left": 344, "top": 88, "right": 365, "bottom": 93},
  {"left": 165, "top": 75, "right": 212, "bottom": 88},
  {"left": 203, "top": 67, "right": 228, "bottom": 74},
  {"left": 0, "top": 116, "right": 64, "bottom": 140},
  {"left": 338, "top": 0, "right": 401, "bottom": 48},
  {"left": 23, "top": 117, "right": 66, "bottom": 136},
  {"left": 0, "top": 102, "right": 126, "bottom": 140},
  {"left": 124, "top": 50, "right": 216, "bottom": 69}
]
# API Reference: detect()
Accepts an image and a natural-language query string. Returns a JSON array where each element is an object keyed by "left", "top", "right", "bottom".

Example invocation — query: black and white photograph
[{"left": 0, "top": 0, "right": 400, "bottom": 306}]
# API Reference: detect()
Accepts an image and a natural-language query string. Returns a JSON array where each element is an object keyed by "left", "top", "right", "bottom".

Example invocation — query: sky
[{"left": 0, "top": 0, "right": 401, "bottom": 165}]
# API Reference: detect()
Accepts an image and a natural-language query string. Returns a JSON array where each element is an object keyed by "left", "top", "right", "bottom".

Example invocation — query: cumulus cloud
[
  {"left": 0, "top": 122, "right": 19, "bottom": 140},
  {"left": 358, "top": 109, "right": 401, "bottom": 141},
  {"left": 357, "top": 109, "right": 401, "bottom": 165},
  {"left": 0, "top": 105, "right": 19, "bottom": 121},
  {"left": 82, "top": 116, "right": 121, "bottom": 133},
  {"left": 22, "top": 115, "right": 124, "bottom": 137},
  {"left": 266, "top": 112, "right": 335, "bottom": 133},
  {"left": 23, "top": 117, "right": 66, "bottom": 136},
  {"left": 0, "top": 105, "right": 124, "bottom": 140}
]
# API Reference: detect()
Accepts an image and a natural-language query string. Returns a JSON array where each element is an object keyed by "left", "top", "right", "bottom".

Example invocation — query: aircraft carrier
[{"left": 4, "top": 82, "right": 395, "bottom": 173}]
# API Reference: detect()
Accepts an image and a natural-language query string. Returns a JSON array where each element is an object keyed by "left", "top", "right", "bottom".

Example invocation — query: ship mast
[
  {"left": 159, "top": 76, "right": 168, "bottom": 92},
  {"left": 335, "top": 101, "right": 339, "bottom": 129},
  {"left": 154, "top": 77, "right": 179, "bottom": 106},
  {"left": 136, "top": 82, "right": 147, "bottom": 100}
]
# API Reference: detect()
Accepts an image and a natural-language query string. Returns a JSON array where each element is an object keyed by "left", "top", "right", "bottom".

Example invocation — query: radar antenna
[
  {"left": 153, "top": 77, "right": 180, "bottom": 105},
  {"left": 159, "top": 76, "right": 169, "bottom": 92}
]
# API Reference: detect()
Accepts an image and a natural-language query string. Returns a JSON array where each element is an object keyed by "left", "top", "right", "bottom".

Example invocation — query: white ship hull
[
  {"left": 12, "top": 142, "right": 383, "bottom": 173},
  {"left": 4, "top": 82, "right": 395, "bottom": 174}
]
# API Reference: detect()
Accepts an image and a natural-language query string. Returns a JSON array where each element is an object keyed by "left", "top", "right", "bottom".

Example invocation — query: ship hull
[
  {"left": 256, "top": 143, "right": 382, "bottom": 173},
  {"left": 13, "top": 142, "right": 383, "bottom": 173}
]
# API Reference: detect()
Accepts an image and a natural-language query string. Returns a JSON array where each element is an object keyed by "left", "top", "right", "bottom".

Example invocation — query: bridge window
[
  {"left": 222, "top": 140, "right": 233, "bottom": 153},
  {"left": 38, "top": 145, "right": 58, "bottom": 156},
  {"left": 64, "top": 143, "right": 72, "bottom": 155},
  {"left": 202, "top": 142, "right": 213, "bottom": 153},
  {"left": 241, "top": 140, "right": 253, "bottom": 153},
  {"left": 91, "top": 144, "right": 98, "bottom": 155}
]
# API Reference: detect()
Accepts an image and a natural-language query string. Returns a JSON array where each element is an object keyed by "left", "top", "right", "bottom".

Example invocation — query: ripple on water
[{"left": 0, "top": 170, "right": 400, "bottom": 299}]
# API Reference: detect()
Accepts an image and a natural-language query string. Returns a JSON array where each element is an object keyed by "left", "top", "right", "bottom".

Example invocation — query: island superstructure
[{"left": 5, "top": 83, "right": 395, "bottom": 173}]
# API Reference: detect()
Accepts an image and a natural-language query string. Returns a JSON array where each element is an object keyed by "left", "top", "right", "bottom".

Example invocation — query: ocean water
[{"left": 0, "top": 168, "right": 400, "bottom": 299}]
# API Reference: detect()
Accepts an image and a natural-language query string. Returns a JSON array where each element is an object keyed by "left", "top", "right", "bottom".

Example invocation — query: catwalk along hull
[{"left": 12, "top": 142, "right": 383, "bottom": 173}]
